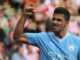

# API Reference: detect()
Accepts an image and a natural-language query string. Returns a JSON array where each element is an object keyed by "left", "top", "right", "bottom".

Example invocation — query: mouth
[
  {"left": 51, "top": 26, "right": 59, "bottom": 32},
  {"left": 52, "top": 24, "right": 59, "bottom": 29},
  {"left": 52, "top": 26, "right": 57, "bottom": 28}
]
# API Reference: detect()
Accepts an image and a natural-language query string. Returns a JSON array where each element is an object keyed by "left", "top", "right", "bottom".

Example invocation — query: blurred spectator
[
  {"left": 11, "top": 45, "right": 27, "bottom": 60},
  {"left": 43, "top": 0, "right": 60, "bottom": 18},
  {"left": 0, "top": 42, "right": 10, "bottom": 60},
  {"left": 0, "top": 0, "right": 6, "bottom": 5},
  {"left": 67, "top": 16, "right": 80, "bottom": 36},
  {"left": 2, "top": 1, "right": 16, "bottom": 18},
  {"left": 68, "top": 2, "right": 78, "bottom": 15},
  {"left": 0, "top": 9, "right": 9, "bottom": 36},
  {"left": 0, "top": 28, "right": 6, "bottom": 42},
  {"left": 34, "top": 12, "right": 49, "bottom": 32},
  {"left": 7, "top": 42, "right": 18, "bottom": 59},
  {"left": 10, "top": 0, "right": 23, "bottom": 12},
  {"left": 8, "top": 15, "right": 18, "bottom": 31},
  {"left": 60, "top": 0, "right": 78, "bottom": 15},
  {"left": 60, "top": 0, "right": 69, "bottom": 8},
  {"left": 26, "top": 45, "right": 39, "bottom": 60}
]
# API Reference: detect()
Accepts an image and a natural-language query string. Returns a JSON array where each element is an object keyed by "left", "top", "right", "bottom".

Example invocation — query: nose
[{"left": 52, "top": 19, "right": 58, "bottom": 24}]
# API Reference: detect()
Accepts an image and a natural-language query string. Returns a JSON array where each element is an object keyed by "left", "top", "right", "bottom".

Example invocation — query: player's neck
[{"left": 54, "top": 30, "right": 67, "bottom": 39}]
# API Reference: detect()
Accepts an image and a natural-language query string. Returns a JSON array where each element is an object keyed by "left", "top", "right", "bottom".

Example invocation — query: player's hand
[{"left": 23, "top": 5, "right": 35, "bottom": 16}]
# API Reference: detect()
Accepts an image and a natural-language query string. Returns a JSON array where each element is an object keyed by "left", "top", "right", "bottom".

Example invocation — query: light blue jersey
[{"left": 25, "top": 32, "right": 80, "bottom": 60}]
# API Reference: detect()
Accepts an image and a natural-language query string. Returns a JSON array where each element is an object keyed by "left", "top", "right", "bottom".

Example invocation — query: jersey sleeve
[{"left": 25, "top": 32, "right": 47, "bottom": 47}]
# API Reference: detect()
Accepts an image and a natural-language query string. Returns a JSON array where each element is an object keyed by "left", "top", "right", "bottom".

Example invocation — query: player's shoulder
[
  {"left": 37, "top": 32, "right": 48, "bottom": 36},
  {"left": 69, "top": 32, "right": 80, "bottom": 40}
]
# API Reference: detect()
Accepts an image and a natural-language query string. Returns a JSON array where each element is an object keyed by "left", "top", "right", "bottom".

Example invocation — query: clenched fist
[{"left": 22, "top": 5, "right": 35, "bottom": 16}]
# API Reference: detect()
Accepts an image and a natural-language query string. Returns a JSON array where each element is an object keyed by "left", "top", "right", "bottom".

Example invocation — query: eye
[
  {"left": 57, "top": 19, "right": 62, "bottom": 21},
  {"left": 52, "top": 18, "right": 55, "bottom": 20},
  {"left": 52, "top": 18, "right": 62, "bottom": 21}
]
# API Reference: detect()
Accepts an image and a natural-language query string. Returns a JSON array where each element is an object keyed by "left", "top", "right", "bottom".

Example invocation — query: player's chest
[{"left": 41, "top": 41, "right": 79, "bottom": 60}]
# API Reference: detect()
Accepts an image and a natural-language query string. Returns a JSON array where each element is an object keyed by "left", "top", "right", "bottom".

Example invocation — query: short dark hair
[{"left": 54, "top": 7, "right": 70, "bottom": 21}]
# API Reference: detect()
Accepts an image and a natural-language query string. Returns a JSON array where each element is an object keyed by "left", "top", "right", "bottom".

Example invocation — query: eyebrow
[{"left": 52, "top": 18, "right": 62, "bottom": 21}]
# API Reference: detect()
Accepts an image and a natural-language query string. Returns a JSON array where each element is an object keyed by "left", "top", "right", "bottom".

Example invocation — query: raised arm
[{"left": 13, "top": 5, "right": 34, "bottom": 44}]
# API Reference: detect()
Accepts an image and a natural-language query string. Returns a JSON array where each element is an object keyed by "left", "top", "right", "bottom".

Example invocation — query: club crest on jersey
[{"left": 68, "top": 45, "right": 75, "bottom": 51}]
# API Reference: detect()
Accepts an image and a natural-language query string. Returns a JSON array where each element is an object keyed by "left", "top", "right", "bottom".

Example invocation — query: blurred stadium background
[{"left": 0, "top": 0, "right": 80, "bottom": 60}]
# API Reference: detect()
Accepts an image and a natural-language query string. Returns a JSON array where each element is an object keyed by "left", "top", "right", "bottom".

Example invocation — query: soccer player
[{"left": 13, "top": 6, "right": 80, "bottom": 60}]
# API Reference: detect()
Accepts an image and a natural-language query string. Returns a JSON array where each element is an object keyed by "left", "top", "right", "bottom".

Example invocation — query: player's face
[{"left": 51, "top": 14, "right": 68, "bottom": 33}]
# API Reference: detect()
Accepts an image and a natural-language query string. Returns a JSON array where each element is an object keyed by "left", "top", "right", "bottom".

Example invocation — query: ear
[{"left": 66, "top": 21, "right": 69, "bottom": 25}]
